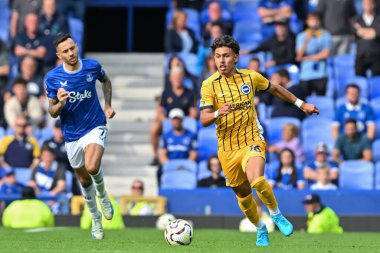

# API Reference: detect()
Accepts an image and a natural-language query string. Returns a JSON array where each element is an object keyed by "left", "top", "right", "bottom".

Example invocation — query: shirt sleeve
[
  {"left": 190, "top": 134, "right": 197, "bottom": 150},
  {"left": 29, "top": 137, "right": 41, "bottom": 158},
  {"left": 322, "top": 32, "right": 332, "bottom": 50},
  {"left": 251, "top": 71, "right": 270, "bottom": 91},
  {"left": 296, "top": 33, "right": 304, "bottom": 52},
  {"left": 95, "top": 60, "right": 106, "bottom": 81},
  {"left": 159, "top": 136, "right": 166, "bottom": 149},
  {"left": 44, "top": 75, "right": 57, "bottom": 99},
  {"left": 362, "top": 137, "right": 372, "bottom": 150},
  {"left": 365, "top": 105, "right": 375, "bottom": 123},
  {"left": 200, "top": 81, "right": 215, "bottom": 110}
]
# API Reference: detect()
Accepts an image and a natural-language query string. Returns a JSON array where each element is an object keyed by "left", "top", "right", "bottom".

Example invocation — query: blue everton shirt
[
  {"left": 45, "top": 59, "right": 107, "bottom": 142},
  {"left": 160, "top": 129, "right": 197, "bottom": 160},
  {"left": 333, "top": 103, "right": 375, "bottom": 134}
]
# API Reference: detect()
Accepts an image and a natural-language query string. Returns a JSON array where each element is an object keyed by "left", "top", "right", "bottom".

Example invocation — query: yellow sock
[
  {"left": 251, "top": 176, "right": 278, "bottom": 211},
  {"left": 236, "top": 192, "right": 259, "bottom": 225}
]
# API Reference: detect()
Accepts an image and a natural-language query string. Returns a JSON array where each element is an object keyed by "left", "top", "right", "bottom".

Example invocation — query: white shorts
[{"left": 65, "top": 126, "right": 108, "bottom": 169}]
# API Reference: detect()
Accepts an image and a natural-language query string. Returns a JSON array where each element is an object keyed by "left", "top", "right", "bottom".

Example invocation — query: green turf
[{"left": 0, "top": 228, "right": 379, "bottom": 253}]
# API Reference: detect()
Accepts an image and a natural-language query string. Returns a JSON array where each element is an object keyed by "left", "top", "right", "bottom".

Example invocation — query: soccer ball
[
  {"left": 164, "top": 219, "right": 193, "bottom": 245},
  {"left": 156, "top": 213, "right": 176, "bottom": 230}
]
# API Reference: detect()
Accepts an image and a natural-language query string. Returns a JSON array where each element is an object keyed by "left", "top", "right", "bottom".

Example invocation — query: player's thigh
[
  {"left": 82, "top": 126, "right": 107, "bottom": 173},
  {"left": 218, "top": 149, "right": 247, "bottom": 188},
  {"left": 65, "top": 140, "right": 85, "bottom": 169},
  {"left": 242, "top": 142, "right": 266, "bottom": 183}
]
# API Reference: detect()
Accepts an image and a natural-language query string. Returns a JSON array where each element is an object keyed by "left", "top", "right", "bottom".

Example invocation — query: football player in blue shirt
[{"left": 45, "top": 33, "right": 116, "bottom": 239}]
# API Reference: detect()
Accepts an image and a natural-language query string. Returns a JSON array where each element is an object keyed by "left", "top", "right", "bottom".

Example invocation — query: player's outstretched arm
[
  {"left": 267, "top": 83, "right": 319, "bottom": 116},
  {"left": 100, "top": 75, "right": 116, "bottom": 119},
  {"left": 200, "top": 104, "right": 231, "bottom": 127}
]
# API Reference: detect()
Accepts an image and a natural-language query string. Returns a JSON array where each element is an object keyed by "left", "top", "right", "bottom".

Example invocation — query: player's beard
[{"left": 65, "top": 55, "right": 79, "bottom": 66}]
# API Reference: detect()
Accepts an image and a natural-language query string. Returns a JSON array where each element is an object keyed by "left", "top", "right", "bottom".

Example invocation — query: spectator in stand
[
  {"left": 165, "top": 55, "right": 197, "bottom": 91},
  {"left": 352, "top": 0, "right": 380, "bottom": 77},
  {"left": 158, "top": 108, "right": 197, "bottom": 164},
  {"left": 242, "top": 18, "right": 296, "bottom": 68},
  {"left": 57, "top": 0, "right": 85, "bottom": 20},
  {"left": 310, "top": 166, "right": 338, "bottom": 190},
  {"left": 332, "top": 84, "right": 375, "bottom": 141},
  {"left": 199, "top": 54, "right": 217, "bottom": 90},
  {"left": 165, "top": 10, "right": 198, "bottom": 54},
  {"left": 4, "top": 56, "right": 44, "bottom": 101},
  {"left": 14, "top": 13, "right": 47, "bottom": 69},
  {"left": 302, "top": 193, "right": 343, "bottom": 234},
  {"left": 39, "top": 0, "right": 70, "bottom": 71},
  {"left": 202, "top": 1, "right": 232, "bottom": 42},
  {"left": 268, "top": 123, "right": 305, "bottom": 163},
  {"left": 4, "top": 77, "right": 44, "bottom": 128},
  {"left": 197, "top": 22, "right": 223, "bottom": 76},
  {"left": 2, "top": 186, "right": 54, "bottom": 229},
  {"left": 126, "top": 180, "right": 155, "bottom": 216},
  {"left": 29, "top": 147, "right": 66, "bottom": 196},
  {"left": 9, "top": 0, "right": 42, "bottom": 39},
  {"left": 270, "top": 69, "right": 307, "bottom": 121},
  {"left": 258, "top": 0, "right": 293, "bottom": 24},
  {"left": 29, "top": 146, "right": 67, "bottom": 213},
  {"left": 296, "top": 12, "right": 331, "bottom": 96},
  {"left": 0, "top": 39, "right": 10, "bottom": 90},
  {"left": 247, "top": 57, "right": 262, "bottom": 73},
  {"left": 0, "top": 168, "right": 21, "bottom": 194},
  {"left": 197, "top": 155, "right": 226, "bottom": 188},
  {"left": 0, "top": 115, "right": 40, "bottom": 170},
  {"left": 303, "top": 142, "right": 339, "bottom": 186},
  {"left": 268, "top": 148, "right": 305, "bottom": 190},
  {"left": 150, "top": 67, "right": 197, "bottom": 166},
  {"left": 317, "top": 0, "right": 357, "bottom": 55},
  {"left": 332, "top": 118, "right": 372, "bottom": 164}
]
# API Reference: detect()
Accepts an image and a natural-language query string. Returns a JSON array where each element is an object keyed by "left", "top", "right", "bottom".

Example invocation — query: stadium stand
[
  {"left": 161, "top": 160, "right": 197, "bottom": 189},
  {"left": 339, "top": 160, "right": 374, "bottom": 190},
  {"left": 266, "top": 117, "right": 301, "bottom": 144}
]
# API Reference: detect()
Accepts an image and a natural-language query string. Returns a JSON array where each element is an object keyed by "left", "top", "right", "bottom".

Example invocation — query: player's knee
[
  {"left": 233, "top": 181, "right": 252, "bottom": 198},
  {"left": 85, "top": 162, "right": 100, "bottom": 175}
]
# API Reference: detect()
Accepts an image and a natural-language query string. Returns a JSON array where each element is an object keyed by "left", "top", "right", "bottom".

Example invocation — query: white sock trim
[
  {"left": 255, "top": 219, "right": 265, "bottom": 229},
  {"left": 269, "top": 207, "right": 280, "bottom": 216}
]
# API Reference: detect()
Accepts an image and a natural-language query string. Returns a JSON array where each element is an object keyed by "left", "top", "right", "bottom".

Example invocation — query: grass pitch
[{"left": 0, "top": 227, "right": 379, "bottom": 253}]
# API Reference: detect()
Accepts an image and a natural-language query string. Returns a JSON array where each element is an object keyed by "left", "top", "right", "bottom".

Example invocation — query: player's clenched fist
[
  {"left": 104, "top": 106, "right": 116, "bottom": 119},
  {"left": 218, "top": 103, "right": 231, "bottom": 116},
  {"left": 57, "top": 88, "right": 69, "bottom": 106}
]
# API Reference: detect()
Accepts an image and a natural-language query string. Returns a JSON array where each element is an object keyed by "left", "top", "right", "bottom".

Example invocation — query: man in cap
[
  {"left": 158, "top": 108, "right": 197, "bottom": 165},
  {"left": 302, "top": 193, "right": 343, "bottom": 234},
  {"left": 303, "top": 142, "right": 339, "bottom": 186}
]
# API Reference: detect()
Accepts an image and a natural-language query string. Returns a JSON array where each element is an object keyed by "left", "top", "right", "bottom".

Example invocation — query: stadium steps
[{"left": 87, "top": 53, "right": 164, "bottom": 196}]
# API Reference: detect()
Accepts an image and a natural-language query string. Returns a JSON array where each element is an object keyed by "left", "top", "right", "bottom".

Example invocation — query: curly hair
[{"left": 210, "top": 35, "right": 240, "bottom": 55}]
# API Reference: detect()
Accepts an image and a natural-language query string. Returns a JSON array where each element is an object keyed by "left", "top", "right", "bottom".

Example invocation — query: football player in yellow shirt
[{"left": 200, "top": 35, "right": 319, "bottom": 246}]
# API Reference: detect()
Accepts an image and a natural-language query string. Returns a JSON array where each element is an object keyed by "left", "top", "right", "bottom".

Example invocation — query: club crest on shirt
[
  {"left": 241, "top": 84, "right": 251, "bottom": 95},
  {"left": 86, "top": 73, "right": 94, "bottom": 82},
  {"left": 250, "top": 145, "right": 261, "bottom": 153}
]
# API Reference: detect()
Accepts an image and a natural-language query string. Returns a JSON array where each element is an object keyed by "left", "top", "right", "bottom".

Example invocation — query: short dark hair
[
  {"left": 41, "top": 146, "right": 56, "bottom": 156},
  {"left": 345, "top": 118, "right": 357, "bottom": 126},
  {"left": 54, "top": 33, "right": 73, "bottom": 48},
  {"left": 12, "top": 77, "right": 27, "bottom": 87},
  {"left": 276, "top": 69, "right": 290, "bottom": 80},
  {"left": 22, "top": 186, "right": 36, "bottom": 200},
  {"left": 345, "top": 83, "right": 361, "bottom": 93},
  {"left": 249, "top": 57, "right": 260, "bottom": 64},
  {"left": 307, "top": 12, "right": 320, "bottom": 20},
  {"left": 211, "top": 35, "right": 240, "bottom": 55}
]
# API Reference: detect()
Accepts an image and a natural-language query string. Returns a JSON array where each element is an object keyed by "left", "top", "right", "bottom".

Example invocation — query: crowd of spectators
[
  {"left": 159, "top": 0, "right": 380, "bottom": 191},
  {"left": 0, "top": 0, "right": 86, "bottom": 215}
]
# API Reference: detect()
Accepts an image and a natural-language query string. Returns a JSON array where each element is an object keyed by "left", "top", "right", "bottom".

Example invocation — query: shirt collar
[
  {"left": 63, "top": 59, "right": 82, "bottom": 74},
  {"left": 346, "top": 102, "right": 361, "bottom": 111}
]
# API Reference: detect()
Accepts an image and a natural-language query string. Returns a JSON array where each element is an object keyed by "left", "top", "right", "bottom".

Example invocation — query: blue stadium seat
[
  {"left": 162, "top": 116, "right": 197, "bottom": 134},
  {"left": 0, "top": 126, "right": 4, "bottom": 140},
  {"left": 369, "top": 76, "right": 380, "bottom": 99},
  {"left": 68, "top": 18, "right": 84, "bottom": 57},
  {"left": 370, "top": 98, "right": 380, "bottom": 119},
  {"left": 266, "top": 64, "right": 300, "bottom": 84},
  {"left": 198, "top": 127, "right": 218, "bottom": 161},
  {"left": 236, "top": 52, "right": 265, "bottom": 71},
  {"left": 0, "top": 5, "right": 10, "bottom": 42},
  {"left": 326, "top": 77, "right": 336, "bottom": 98},
  {"left": 266, "top": 117, "right": 301, "bottom": 144},
  {"left": 302, "top": 117, "right": 334, "bottom": 163},
  {"left": 372, "top": 139, "right": 380, "bottom": 163},
  {"left": 376, "top": 119, "right": 380, "bottom": 139},
  {"left": 198, "top": 160, "right": 211, "bottom": 180},
  {"left": 339, "top": 160, "right": 374, "bottom": 190},
  {"left": 161, "top": 160, "right": 197, "bottom": 189},
  {"left": 14, "top": 167, "right": 32, "bottom": 186},
  {"left": 233, "top": 21, "right": 263, "bottom": 44},
  {"left": 306, "top": 96, "right": 335, "bottom": 119},
  {"left": 334, "top": 54, "right": 355, "bottom": 96},
  {"left": 233, "top": 3, "right": 260, "bottom": 23},
  {"left": 65, "top": 171, "right": 73, "bottom": 194},
  {"left": 375, "top": 162, "right": 380, "bottom": 190}
]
